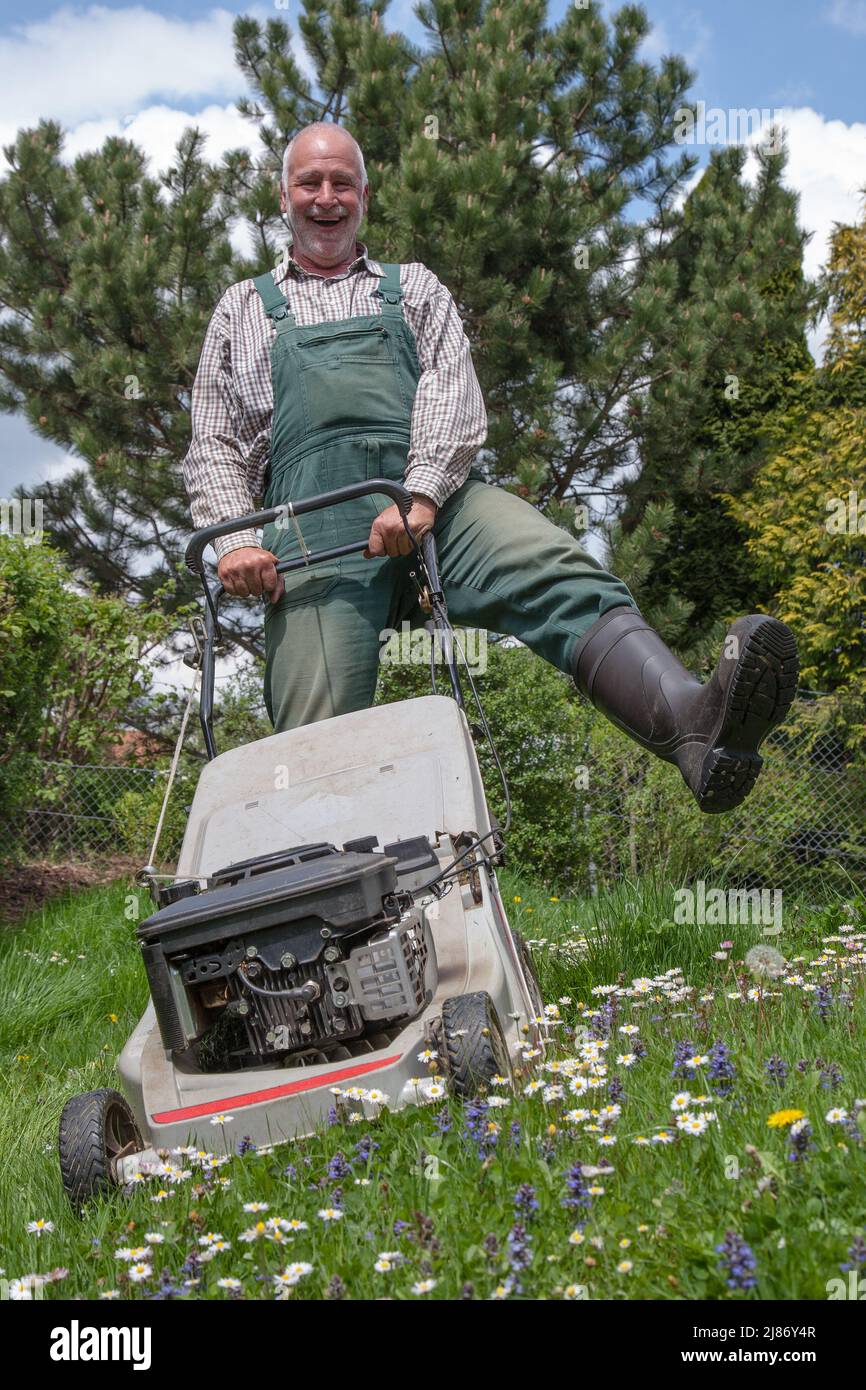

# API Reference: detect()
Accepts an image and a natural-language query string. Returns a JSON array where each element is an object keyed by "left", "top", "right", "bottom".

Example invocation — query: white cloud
[
  {"left": 0, "top": 6, "right": 246, "bottom": 132},
  {"left": 55, "top": 101, "right": 259, "bottom": 177},
  {"left": 756, "top": 108, "right": 866, "bottom": 278},
  {"left": 826, "top": 0, "right": 866, "bottom": 35},
  {"left": 0, "top": 4, "right": 317, "bottom": 180},
  {"left": 673, "top": 107, "right": 866, "bottom": 361}
]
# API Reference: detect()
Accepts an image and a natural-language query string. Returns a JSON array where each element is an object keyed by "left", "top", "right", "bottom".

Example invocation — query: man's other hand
[
  {"left": 217, "top": 546, "right": 286, "bottom": 603},
  {"left": 364, "top": 495, "right": 438, "bottom": 559}
]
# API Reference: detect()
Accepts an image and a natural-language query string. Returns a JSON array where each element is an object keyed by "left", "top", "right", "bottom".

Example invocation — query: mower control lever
[{"left": 183, "top": 478, "right": 417, "bottom": 576}]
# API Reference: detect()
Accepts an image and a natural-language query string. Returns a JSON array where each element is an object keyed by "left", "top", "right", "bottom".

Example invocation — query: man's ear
[{"left": 279, "top": 184, "right": 287, "bottom": 214}]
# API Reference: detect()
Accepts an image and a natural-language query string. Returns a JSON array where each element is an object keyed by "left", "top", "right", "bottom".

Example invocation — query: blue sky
[
  {"left": 1, "top": 0, "right": 865, "bottom": 500},
  {"left": 0, "top": 0, "right": 863, "bottom": 124}
]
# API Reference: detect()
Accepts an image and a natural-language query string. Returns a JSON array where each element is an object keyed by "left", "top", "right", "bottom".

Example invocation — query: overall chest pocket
[{"left": 297, "top": 326, "right": 408, "bottom": 434}]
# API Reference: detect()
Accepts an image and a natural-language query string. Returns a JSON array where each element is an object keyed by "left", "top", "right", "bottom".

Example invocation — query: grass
[{"left": 1, "top": 868, "right": 864, "bottom": 1300}]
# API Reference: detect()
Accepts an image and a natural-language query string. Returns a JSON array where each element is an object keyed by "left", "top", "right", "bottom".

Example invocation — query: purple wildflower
[
  {"left": 149, "top": 1268, "right": 185, "bottom": 1300},
  {"left": 538, "top": 1135, "right": 556, "bottom": 1164},
  {"left": 840, "top": 1234, "right": 866, "bottom": 1274},
  {"left": 708, "top": 1039, "right": 736, "bottom": 1097},
  {"left": 715, "top": 1230, "right": 758, "bottom": 1291},
  {"left": 327, "top": 1150, "right": 352, "bottom": 1182},
  {"left": 819, "top": 1060, "right": 844, "bottom": 1090},
  {"left": 814, "top": 986, "right": 834, "bottom": 1021},
  {"left": 787, "top": 1118, "right": 815, "bottom": 1163},
  {"left": 434, "top": 1106, "right": 452, "bottom": 1134},
  {"left": 589, "top": 999, "right": 616, "bottom": 1041},
  {"left": 672, "top": 1039, "right": 697, "bottom": 1076},
  {"left": 353, "top": 1135, "right": 380, "bottom": 1163},
  {"left": 514, "top": 1183, "right": 539, "bottom": 1219},
  {"left": 180, "top": 1250, "right": 201, "bottom": 1280},
  {"left": 507, "top": 1221, "right": 532, "bottom": 1294},
  {"left": 764, "top": 1055, "right": 788, "bottom": 1086},
  {"left": 562, "top": 1163, "right": 592, "bottom": 1215},
  {"left": 464, "top": 1098, "right": 497, "bottom": 1158}
]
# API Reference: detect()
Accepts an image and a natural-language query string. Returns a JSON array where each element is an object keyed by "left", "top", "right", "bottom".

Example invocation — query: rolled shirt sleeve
[
  {"left": 402, "top": 276, "right": 488, "bottom": 509},
  {"left": 182, "top": 292, "right": 261, "bottom": 563}
]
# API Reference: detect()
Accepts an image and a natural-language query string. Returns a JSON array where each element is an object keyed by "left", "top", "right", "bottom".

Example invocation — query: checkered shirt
[{"left": 182, "top": 241, "right": 488, "bottom": 560}]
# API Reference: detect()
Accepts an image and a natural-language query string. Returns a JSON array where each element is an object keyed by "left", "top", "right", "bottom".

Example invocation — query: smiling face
[{"left": 280, "top": 127, "right": 369, "bottom": 275}]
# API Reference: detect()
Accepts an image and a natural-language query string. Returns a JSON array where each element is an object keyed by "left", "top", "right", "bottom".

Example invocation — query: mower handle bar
[
  {"left": 184, "top": 477, "right": 415, "bottom": 575},
  {"left": 183, "top": 478, "right": 462, "bottom": 758}
]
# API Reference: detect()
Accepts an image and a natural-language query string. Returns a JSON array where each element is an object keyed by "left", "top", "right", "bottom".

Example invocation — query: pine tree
[
  {"left": 614, "top": 139, "right": 816, "bottom": 657},
  {"left": 0, "top": 123, "right": 262, "bottom": 650}
]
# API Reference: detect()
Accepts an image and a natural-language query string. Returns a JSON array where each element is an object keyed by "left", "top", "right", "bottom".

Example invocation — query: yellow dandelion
[{"left": 767, "top": 1109, "right": 806, "bottom": 1128}]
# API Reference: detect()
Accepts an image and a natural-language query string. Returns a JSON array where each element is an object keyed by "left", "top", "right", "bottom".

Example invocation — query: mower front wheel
[
  {"left": 58, "top": 1088, "right": 143, "bottom": 1207},
  {"left": 441, "top": 991, "right": 512, "bottom": 1098}
]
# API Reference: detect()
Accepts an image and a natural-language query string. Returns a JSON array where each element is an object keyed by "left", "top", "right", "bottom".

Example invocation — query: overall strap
[
  {"left": 252, "top": 271, "right": 296, "bottom": 331},
  {"left": 373, "top": 263, "right": 404, "bottom": 319}
]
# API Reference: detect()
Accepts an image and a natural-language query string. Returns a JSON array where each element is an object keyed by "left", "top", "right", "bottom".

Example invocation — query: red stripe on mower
[{"left": 151, "top": 1054, "right": 404, "bottom": 1124}]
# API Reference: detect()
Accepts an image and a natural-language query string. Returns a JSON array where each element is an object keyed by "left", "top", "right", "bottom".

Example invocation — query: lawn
[{"left": 1, "top": 869, "right": 864, "bottom": 1300}]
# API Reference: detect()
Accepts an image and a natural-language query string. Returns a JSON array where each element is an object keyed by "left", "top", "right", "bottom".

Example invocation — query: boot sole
[{"left": 694, "top": 617, "right": 799, "bottom": 813}]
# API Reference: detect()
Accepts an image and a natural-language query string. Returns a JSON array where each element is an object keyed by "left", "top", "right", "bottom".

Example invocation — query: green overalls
[{"left": 252, "top": 262, "right": 638, "bottom": 733}]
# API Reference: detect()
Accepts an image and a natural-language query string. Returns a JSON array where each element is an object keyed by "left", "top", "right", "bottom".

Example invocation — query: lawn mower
[{"left": 58, "top": 478, "right": 545, "bottom": 1204}]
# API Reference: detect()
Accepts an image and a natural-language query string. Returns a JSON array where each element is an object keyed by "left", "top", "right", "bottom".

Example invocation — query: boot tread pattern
[{"left": 697, "top": 618, "right": 799, "bottom": 813}]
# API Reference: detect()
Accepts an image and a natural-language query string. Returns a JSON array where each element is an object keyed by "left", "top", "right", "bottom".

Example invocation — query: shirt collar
[{"left": 280, "top": 240, "right": 381, "bottom": 282}]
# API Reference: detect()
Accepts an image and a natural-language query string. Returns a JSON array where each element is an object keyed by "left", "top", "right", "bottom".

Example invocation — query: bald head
[
  {"left": 278, "top": 122, "right": 369, "bottom": 274},
  {"left": 281, "top": 122, "right": 366, "bottom": 195}
]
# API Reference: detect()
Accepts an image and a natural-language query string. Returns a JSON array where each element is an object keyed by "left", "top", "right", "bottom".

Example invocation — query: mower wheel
[
  {"left": 513, "top": 929, "right": 545, "bottom": 1021},
  {"left": 58, "top": 1088, "right": 143, "bottom": 1206},
  {"left": 441, "top": 991, "right": 512, "bottom": 1098}
]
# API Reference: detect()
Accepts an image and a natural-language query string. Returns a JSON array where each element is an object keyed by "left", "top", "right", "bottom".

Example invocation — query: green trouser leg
[{"left": 263, "top": 473, "right": 639, "bottom": 734}]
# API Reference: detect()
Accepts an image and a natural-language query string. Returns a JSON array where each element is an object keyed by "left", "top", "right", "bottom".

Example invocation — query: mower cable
[
  {"left": 452, "top": 623, "right": 512, "bottom": 835},
  {"left": 426, "top": 602, "right": 512, "bottom": 838},
  {"left": 410, "top": 609, "right": 512, "bottom": 899},
  {"left": 144, "top": 662, "right": 201, "bottom": 873}
]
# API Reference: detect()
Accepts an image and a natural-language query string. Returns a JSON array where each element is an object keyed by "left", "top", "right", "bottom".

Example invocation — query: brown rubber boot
[{"left": 570, "top": 607, "right": 799, "bottom": 813}]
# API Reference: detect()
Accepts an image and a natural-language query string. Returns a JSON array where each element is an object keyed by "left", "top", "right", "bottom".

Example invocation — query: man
[{"left": 183, "top": 121, "right": 799, "bottom": 813}]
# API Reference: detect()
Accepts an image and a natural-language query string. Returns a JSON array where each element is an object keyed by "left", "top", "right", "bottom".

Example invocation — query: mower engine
[{"left": 137, "top": 840, "right": 438, "bottom": 1070}]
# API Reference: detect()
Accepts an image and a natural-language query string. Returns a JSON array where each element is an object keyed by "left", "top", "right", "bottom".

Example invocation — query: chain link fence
[
  {"left": 1, "top": 695, "right": 863, "bottom": 904},
  {"left": 0, "top": 761, "right": 166, "bottom": 862},
  {"left": 571, "top": 691, "right": 866, "bottom": 902}
]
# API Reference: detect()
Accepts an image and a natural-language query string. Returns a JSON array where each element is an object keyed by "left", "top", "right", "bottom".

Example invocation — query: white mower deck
[{"left": 118, "top": 695, "right": 537, "bottom": 1156}]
